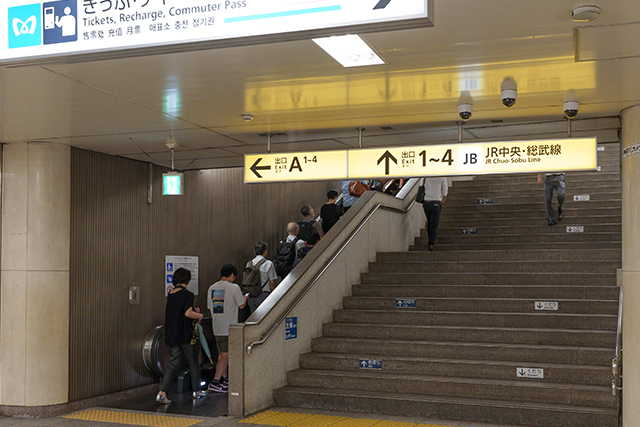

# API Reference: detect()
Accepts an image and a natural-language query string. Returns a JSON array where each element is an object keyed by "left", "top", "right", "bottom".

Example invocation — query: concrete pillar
[
  {"left": 0, "top": 143, "right": 70, "bottom": 406},
  {"left": 621, "top": 105, "right": 640, "bottom": 425}
]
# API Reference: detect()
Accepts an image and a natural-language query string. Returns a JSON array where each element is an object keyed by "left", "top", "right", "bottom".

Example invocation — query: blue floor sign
[
  {"left": 360, "top": 359, "right": 382, "bottom": 370},
  {"left": 285, "top": 317, "right": 297, "bottom": 341},
  {"left": 396, "top": 299, "right": 417, "bottom": 308}
]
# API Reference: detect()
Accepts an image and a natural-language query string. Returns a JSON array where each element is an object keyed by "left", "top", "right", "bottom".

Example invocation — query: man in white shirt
[
  {"left": 206, "top": 264, "right": 247, "bottom": 393},
  {"left": 246, "top": 241, "right": 278, "bottom": 313},
  {"left": 421, "top": 177, "right": 448, "bottom": 251}
]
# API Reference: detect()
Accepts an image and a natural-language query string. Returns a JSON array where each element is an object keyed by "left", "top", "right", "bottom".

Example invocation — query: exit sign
[{"left": 163, "top": 173, "right": 184, "bottom": 196}]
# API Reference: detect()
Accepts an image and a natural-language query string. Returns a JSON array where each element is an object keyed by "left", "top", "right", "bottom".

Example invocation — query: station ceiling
[{"left": 1, "top": 0, "right": 638, "bottom": 170}]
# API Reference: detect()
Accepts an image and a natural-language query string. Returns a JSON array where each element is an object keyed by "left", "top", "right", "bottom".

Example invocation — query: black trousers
[
  {"left": 160, "top": 342, "right": 201, "bottom": 393},
  {"left": 422, "top": 201, "right": 442, "bottom": 245}
]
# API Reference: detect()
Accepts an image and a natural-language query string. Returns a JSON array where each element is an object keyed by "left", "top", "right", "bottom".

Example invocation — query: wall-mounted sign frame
[
  {"left": 1, "top": 0, "right": 433, "bottom": 65},
  {"left": 245, "top": 137, "right": 598, "bottom": 183}
]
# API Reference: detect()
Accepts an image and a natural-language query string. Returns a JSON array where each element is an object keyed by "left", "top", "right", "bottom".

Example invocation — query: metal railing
[
  {"left": 246, "top": 179, "right": 419, "bottom": 355},
  {"left": 612, "top": 286, "right": 623, "bottom": 426}
]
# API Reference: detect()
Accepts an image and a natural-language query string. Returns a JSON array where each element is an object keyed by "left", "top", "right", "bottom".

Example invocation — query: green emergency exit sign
[{"left": 163, "top": 173, "right": 183, "bottom": 196}]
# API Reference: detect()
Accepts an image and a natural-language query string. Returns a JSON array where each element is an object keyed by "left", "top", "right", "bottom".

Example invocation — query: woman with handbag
[{"left": 339, "top": 180, "right": 369, "bottom": 212}]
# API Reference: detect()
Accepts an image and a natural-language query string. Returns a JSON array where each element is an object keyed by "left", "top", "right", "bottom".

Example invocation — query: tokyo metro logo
[
  {"left": 8, "top": 3, "right": 41, "bottom": 49},
  {"left": 8, "top": 0, "right": 77, "bottom": 49}
]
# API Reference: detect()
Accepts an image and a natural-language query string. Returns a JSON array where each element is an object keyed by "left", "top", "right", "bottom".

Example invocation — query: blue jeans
[
  {"left": 422, "top": 201, "right": 442, "bottom": 245},
  {"left": 160, "top": 342, "right": 201, "bottom": 393}
]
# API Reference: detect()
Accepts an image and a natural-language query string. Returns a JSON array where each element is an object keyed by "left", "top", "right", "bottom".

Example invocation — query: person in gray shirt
[
  {"left": 420, "top": 177, "right": 448, "bottom": 251},
  {"left": 538, "top": 173, "right": 565, "bottom": 226}
]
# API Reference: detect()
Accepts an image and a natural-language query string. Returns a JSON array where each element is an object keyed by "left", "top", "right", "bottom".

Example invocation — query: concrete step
[
  {"left": 410, "top": 241, "right": 622, "bottom": 251},
  {"left": 439, "top": 215, "right": 621, "bottom": 227},
  {"left": 442, "top": 200, "right": 620, "bottom": 213},
  {"left": 443, "top": 206, "right": 620, "bottom": 219},
  {"left": 351, "top": 284, "right": 620, "bottom": 300},
  {"left": 361, "top": 272, "right": 617, "bottom": 286},
  {"left": 368, "top": 260, "right": 619, "bottom": 274},
  {"left": 457, "top": 171, "right": 620, "bottom": 184},
  {"left": 273, "top": 387, "right": 618, "bottom": 427},
  {"left": 377, "top": 249, "right": 622, "bottom": 263},
  {"left": 285, "top": 369, "right": 617, "bottom": 408},
  {"left": 342, "top": 297, "right": 618, "bottom": 314},
  {"left": 418, "top": 232, "right": 621, "bottom": 245},
  {"left": 311, "top": 337, "right": 614, "bottom": 365},
  {"left": 449, "top": 183, "right": 621, "bottom": 196},
  {"left": 445, "top": 192, "right": 621, "bottom": 206},
  {"left": 299, "top": 353, "right": 613, "bottom": 385},
  {"left": 322, "top": 323, "right": 616, "bottom": 347},
  {"left": 432, "top": 224, "right": 621, "bottom": 237},
  {"left": 332, "top": 309, "right": 617, "bottom": 331}
]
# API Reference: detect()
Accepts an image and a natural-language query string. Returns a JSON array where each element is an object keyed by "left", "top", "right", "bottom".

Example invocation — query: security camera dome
[
  {"left": 564, "top": 100, "right": 579, "bottom": 119},
  {"left": 501, "top": 89, "right": 517, "bottom": 108},
  {"left": 458, "top": 103, "right": 473, "bottom": 121}
]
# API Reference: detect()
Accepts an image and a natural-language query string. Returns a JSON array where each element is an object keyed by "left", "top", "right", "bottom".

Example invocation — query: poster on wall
[{"left": 165, "top": 255, "right": 199, "bottom": 296}]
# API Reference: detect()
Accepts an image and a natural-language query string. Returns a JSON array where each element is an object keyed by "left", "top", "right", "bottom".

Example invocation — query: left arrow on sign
[
  {"left": 250, "top": 158, "right": 271, "bottom": 178},
  {"left": 377, "top": 150, "right": 398, "bottom": 175}
]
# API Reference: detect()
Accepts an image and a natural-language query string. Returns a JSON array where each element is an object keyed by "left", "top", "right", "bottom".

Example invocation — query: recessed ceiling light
[
  {"left": 572, "top": 5, "right": 601, "bottom": 22},
  {"left": 312, "top": 34, "right": 385, "bottom": 68}
]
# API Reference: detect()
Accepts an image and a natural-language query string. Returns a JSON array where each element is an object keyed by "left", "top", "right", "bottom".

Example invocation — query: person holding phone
[{"left": 206, "top": 264, "right": 248, "bottom": 392}]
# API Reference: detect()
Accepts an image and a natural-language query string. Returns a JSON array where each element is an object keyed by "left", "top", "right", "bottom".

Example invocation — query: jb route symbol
[{"left": 1, "top": 0, "right": 431, "bottom": 63}]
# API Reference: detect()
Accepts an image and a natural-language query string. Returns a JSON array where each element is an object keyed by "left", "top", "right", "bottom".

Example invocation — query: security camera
[
  {"left": 563, "top": 100, "right": 579, "bottom": 119},
  {"left": 458, "top": 103, "right": 473, "bottom": 121},
  {"left": 242, "top": 112, "right": 254, "bottom": 122},
  {"left": 500, "top": 78, "right": 517, "bottom": 108},
  {"left": 501, "top": 88, "right": 517, "bottom": 108}
]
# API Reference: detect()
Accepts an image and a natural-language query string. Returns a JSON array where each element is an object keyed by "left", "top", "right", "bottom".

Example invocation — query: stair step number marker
[
  {"left": 535, "top": 301, "right": 558, "bottom": 311},
  {"left": 566, "top": 226, "right": 584, "bottom": 233},
  {"left": 517, "top": 368, "right": 544, "bottom": 379},
  {"left": 360, "top": 359, "right": 382, "bottom": 370},
  {"left": 574, "top": 194, "right": 590, "bottom": 201}
]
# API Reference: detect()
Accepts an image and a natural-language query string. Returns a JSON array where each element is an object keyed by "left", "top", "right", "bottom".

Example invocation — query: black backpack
[
  {"left": 241, "top": 258, "right": 267, "bottom": 297},
  {"left": 274, "top": 238, "right": 298, "bottom": 278},
  {"left": 297, "top": 221, "right": 316, "bottom": 242}
]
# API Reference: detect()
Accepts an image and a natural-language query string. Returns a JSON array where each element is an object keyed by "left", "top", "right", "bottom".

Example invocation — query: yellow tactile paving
[
  {"left": 290, "top": 414, "right": 346, "bottom": 427},
  {"left": 329, "top": 418, "right": 381, "bottom": 427},
  {"left": 240, "top": 412, "right": 457, "bottom": 427},
  {"left": 254, "top": 411, "right": 314, "bottom": 426},
  {"left": 63, "top": 409, "right": 203, "bottom": 427}
]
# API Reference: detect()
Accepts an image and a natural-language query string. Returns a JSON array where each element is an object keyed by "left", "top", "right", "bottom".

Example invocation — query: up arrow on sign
[
  {"left": 377, "top": 150, "right": 398, "bottom": 175},
  {"left": 374, "top": 0, "right": 393, "bottom": 9}
]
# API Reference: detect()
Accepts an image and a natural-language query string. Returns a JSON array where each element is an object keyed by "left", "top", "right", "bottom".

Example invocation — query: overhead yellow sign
[
  {"left": 348, "top": 138, "right": 597, "bottom": 179},
  {"left": 245, "top": 150, "right": 347, "bottom": 183},
  {"left": 245, "top": 138, "right": 597, "bottom": 183}
]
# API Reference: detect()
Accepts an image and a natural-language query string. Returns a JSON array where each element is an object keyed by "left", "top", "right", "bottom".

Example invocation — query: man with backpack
[
  {"left": 298, "top": 205, "right": 323, "bottom": 242},
  {"left": 242, "top": 241, "right": 277, "bottom": 313},
  {"left": 274, "top": 223, "right": 305, "bottom": 279}
]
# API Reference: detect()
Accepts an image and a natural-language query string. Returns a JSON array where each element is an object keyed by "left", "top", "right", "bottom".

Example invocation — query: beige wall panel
[
  {"left": 26, "top": 144, "right": 71, "bottom": 272},
  {"left": 25, "top": 271, "right": 69, "bottom": 406},
  {"left": 0, "top": 271, "right": 28, "bottom": 406},
  {"left": 2, "top": 144, "right": 28, "bottom": 271}
]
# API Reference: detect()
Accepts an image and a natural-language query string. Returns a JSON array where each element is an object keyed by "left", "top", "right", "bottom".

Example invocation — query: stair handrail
[
  {"left": 245, "top": 178, "right": 420, "bottom": 355},
  {"left": 612, "top": 286, "right": 623, "bottom": 397}
]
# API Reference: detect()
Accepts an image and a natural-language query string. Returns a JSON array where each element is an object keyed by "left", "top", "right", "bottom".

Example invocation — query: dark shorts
[{"left": 216, "top": 335, "right": 229, "bottom": 354}]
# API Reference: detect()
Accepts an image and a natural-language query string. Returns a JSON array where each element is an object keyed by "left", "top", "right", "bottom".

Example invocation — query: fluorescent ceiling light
[{"left": 312, "top": 34, "right": 385, "bottom": 68}]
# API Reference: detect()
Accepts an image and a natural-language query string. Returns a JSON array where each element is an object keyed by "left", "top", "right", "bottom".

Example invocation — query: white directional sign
[
  {"left": 1, "top": 0, "right": 432, "bottom": 64},
  {"left": 517, "top": 368, "right": 544, "bottom": 379},
  {"left": 574, "top": 195, "right": 590, "bottom": 201},
  {"left": 566, "top": 226, "right": 584, "bottom": 233},
  {"left": 535, "top": 301, "right": 558, "bottom": 311}
]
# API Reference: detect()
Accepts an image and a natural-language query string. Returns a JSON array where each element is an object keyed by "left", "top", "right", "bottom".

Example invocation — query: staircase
[{"left": 274, "top": 143, "right": 621, "bottom": 427}]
